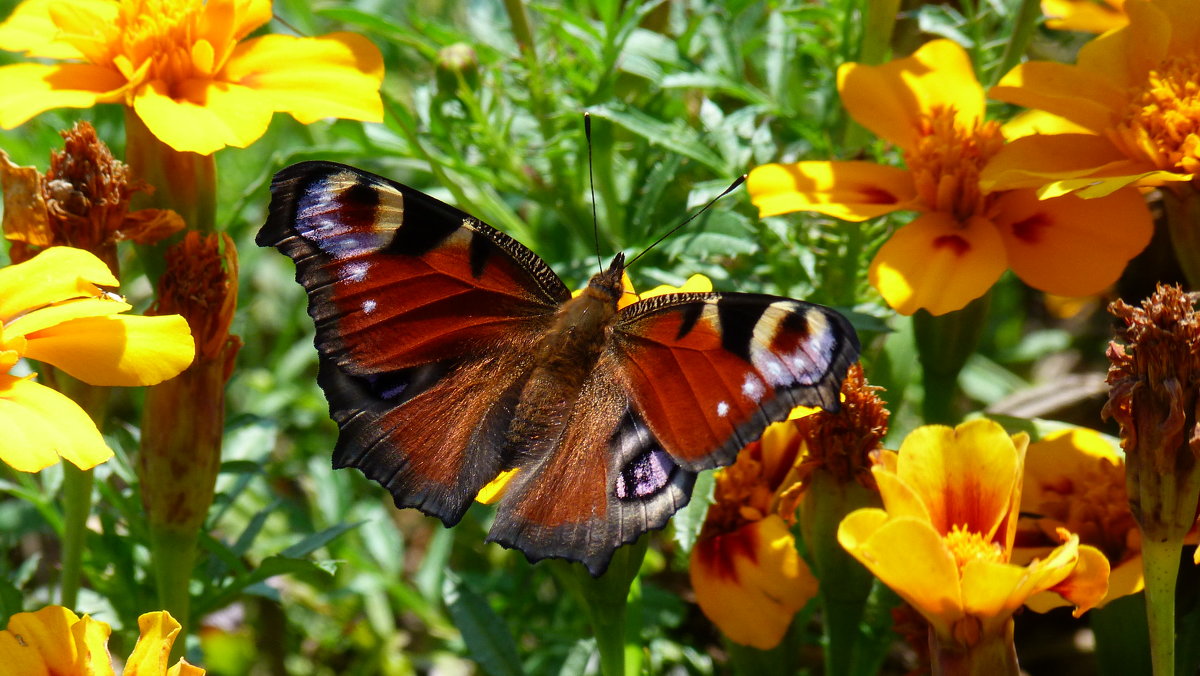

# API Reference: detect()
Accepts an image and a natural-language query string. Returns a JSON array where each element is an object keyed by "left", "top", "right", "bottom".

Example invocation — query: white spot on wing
[
  {"left": 343, "top": 261, "right": 370, "bottom": 282},
  {"left": 741, "top": 373, "right": 765, "bottom": 402},
  {"left": 716, "top": 401, "right": 730, "bottom": 417},
  {"left": 361, "top": 299, "right": 377, "bottom": 314}
]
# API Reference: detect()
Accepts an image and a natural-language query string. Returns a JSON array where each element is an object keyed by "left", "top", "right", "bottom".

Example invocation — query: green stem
[
  {"left": 929, "top": 620, "right": 1019, "bottom": 676},
  {"left": 1161, "top": 186, "right": 1200, "bottom": 289},
  {"left": 557, "top": 539, "right": 647, "bottom": 676},
  {"left": 1141, "top": 536, "right": 1181, "bottom": 676},
  {"left": 840, "top": 0, "right": 900, "bottom": 153},
  {"left": 912, "top": 293, "right": 990, "bottom": 425},
  {"left": 991, "top": 0, "right": 1041, "bottom": 86},
  {"left": 59, "top": 464, "right": 94, "bottom": 609},
  {"left": 149, "top": 528, "right": 199, "bottom": 662}
]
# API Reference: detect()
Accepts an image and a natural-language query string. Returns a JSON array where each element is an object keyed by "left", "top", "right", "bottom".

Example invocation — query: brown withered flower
[{"left": 0, "top": 121, "right": 183, "bottom": 267}]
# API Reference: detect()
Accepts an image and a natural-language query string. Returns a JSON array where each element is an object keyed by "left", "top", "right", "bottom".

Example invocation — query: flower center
[
  {"left": 903, "top": 107, "right": 1004, "bottom": 222},
  {"left": 1112, "top": 56, "right": 1200, "bottom": 174},
  {"left": 112, "top": 0, "right": 215, "bottom": 93},
  {"left": 943, "top": 524, "right": 1004, "bottom": 571},
  {"left": 1033, "top": 457, "right": 1138, "bottom": 564}
]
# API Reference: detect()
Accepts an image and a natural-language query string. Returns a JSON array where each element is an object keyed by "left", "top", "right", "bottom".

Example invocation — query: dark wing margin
[
  {"left": 614, "top": 292, "right": 860, "bottom": 471},
  {"left": 257, "top": 161, "right": 569, "bottom": 525}
]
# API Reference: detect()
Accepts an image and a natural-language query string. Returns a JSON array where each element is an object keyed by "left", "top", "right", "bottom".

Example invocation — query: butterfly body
[{"left": 258, "top": 161, "right": 860, "bottom": 575}]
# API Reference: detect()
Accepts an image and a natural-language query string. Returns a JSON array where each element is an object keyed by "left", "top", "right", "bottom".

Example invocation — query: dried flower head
[{"left": 151, "top": 231, "right": 240, "bottom": 367}]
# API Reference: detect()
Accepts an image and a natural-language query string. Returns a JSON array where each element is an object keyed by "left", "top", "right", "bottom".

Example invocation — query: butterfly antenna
[
  {"left": 625, "top": 174, "right": 747, "bottom": 269},
  {"left": 585, "top": 113, "right": 602, "bottom": 273}
]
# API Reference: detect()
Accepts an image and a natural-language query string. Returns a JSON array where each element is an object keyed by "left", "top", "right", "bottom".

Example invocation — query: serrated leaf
[{"left": 443, "top": 571, "right": 525, "bottom": 676}]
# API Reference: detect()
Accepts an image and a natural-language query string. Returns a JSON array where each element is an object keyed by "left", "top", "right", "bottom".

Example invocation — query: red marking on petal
[
  {"left": 932, "top": 234, "right": 970, "bottom": 256},
  {"left": 696, "top": 526, "right": 760, "bottom": 581},
  {"left": 1011, "top": 213, "right": 1051, "bottom": 244},
  {"left": 859, "top": 186, "right": 899, "bottom": 205}
]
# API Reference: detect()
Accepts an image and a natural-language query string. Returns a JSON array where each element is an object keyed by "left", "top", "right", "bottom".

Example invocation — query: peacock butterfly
[{"left": 257, "top": 161, "right": 860, "bottom": 575}]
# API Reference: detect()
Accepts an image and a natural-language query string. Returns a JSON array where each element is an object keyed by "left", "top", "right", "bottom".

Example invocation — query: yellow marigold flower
[
  {"left": 478, "top": 272, "right": 714, "bottom": 504},
  {"left": 689, "top": 412, "right": 818, "bottom": 650},
  {"left": 1013, "top": 429, "right": 1144, "bottom": 610},
  {"left": 838, "top": 419, "right": 1110, "bottom": 673},
  {"left": 747, "top": 39, "right": 1152, "bottom": 316},
  {"left": 0, "top": 605, "right": 204, "bottom": 675},
  {"left": 984, "top": 0, "right": 1199, "bottom": 197},
  {"left": 1042, "top": 0, "right": 1129, "bottom": 33},
  {"left": 0, "top": 246, "right": 194, "bottom": 472},
  {"left": 0, "top": 0, "right": 385, "bottom": 155}
]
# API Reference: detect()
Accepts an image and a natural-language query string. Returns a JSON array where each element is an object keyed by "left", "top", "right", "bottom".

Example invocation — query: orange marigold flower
[
  {"left": 0, "top": 246, "right": 194, "bottom": 472},
  {"left": 0, "top": 606, "right": 204, "bottom": 675},
  {"left": 838, "top": 419, "right": 1110, "bottom": 672},
  {"left": 0, "top": 0, "right": 385, "bottom": 155},
  {"left": 1042, "top": 0, "right": 1129, "bottom": 33},
  {"left": 1013, "top": 429, "right": 1144, "bottom": 610},
  {"left": 748, "top": 39, "right": 1152, "bottom": 316}
]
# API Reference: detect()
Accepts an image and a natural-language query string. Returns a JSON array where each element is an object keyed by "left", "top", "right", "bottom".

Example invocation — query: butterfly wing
[
  {"left": 258, "top": 161, "right": 571, "bottom": 525},
  {"left": 486, "top": 353, "right": 697, "bottom": 576},
  {"left": 613, "top": 292, "right": 860, "bottom": 470}
]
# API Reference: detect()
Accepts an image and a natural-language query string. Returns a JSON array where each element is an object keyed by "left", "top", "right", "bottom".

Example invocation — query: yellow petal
[
  {"left": 990, "top": 61, "right": 1125, "bottom": 133},
  {"left": 690, "top": 515, "right": 817, "bottom": 650},
  {"left": 22, "top": 313, "right": 195, "bottom": 387},
  {"left": 1076, "top": 0, "right": 1168, "bottom": 88},
  {"left": 638, "top": 273, "right": 713, "bottom": 299},
  {"left": 872, "top": 462, "right": 933, "bottom": 523},
  {"left": 167, "top": 659, "right": 207, "bottom": 676},
  {"left": 6, "top": 297, "right": 131, "bottom": 339},
  {"left": 960, "top": 559, "right": 1040, "bottom": 636},
  {"left": 992, "top": 187, "right": 1152, "bottom": 297},
  {"left": 1001, "top": 110, "right": 1096, "bottom": 140},
  {"left": 1045, "top": 543, "right": 1111, "bottom": 617},
  {"left": 839, "top": 39, "right": 983, "bottom": 151},
  {"left": 747, "top": 161, "right": 917, "bottom": 220},
  {"left": 894, "top": 420, "right": 1021, "bottom": 540},
  {"left": 1039, "top": 169, "right": 1194, "bottom": 199},
  {"left": 0, "top": 374, "right": 113, "bottom": 471},
  {"left": 224, "top": 32, "right": 384, "bottom": 124},
  {"left": 980, "top": 133, "right": 1133, "bottom": 192},
  {"left": 868, "top": 212, "right": 1007, "bottom": 316},
  {"left": 1041, "top": 0, "right": 1128, "bottom": 33},
  {"left": 71, "top": 614, "right": 117, "bottom": 676},
  {"left": 0, "top": 0, "right": 86, "bottom": 58},
  {"left": 132, "top": 78, "right": 273, "bottom": 155},
  {"left": 0, "top": 62, "right": 126, "bottom": 129},
  {"left": 838, "top": 511, "right": 964, "bottom": 638},
  {"left": 124, "top": 611, "right": 183, "bottom": 676},
  {"left": 1023, "top": 429, "right": 1121, "bottom": 508},
  {"left": 45, "top": 0, "right": 120, "bottom": 65},
  {"left": 475, "top": 467, "right": 518, "bottom": 504},
  {"left": 0, "top": 606, "right": 114, "bottom": 676},
  {"left": 0, "top": 247, "right": 118, "bottom": 323}
]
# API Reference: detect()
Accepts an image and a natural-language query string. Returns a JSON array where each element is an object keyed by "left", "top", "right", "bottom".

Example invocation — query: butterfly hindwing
[
  {"left": 614, "top": 292, "right": 860, "bottom": 470},
  {"left": 259, "top": 161, "right": 568, "bottom": 524}
]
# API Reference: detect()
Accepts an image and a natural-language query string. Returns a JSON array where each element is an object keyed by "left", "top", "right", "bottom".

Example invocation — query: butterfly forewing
[{"left": 614, "top": 293, "right": 860, "bottom": 470}]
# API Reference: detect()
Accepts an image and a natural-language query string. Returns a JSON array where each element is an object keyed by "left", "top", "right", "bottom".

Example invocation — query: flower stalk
[{"left": 1160, "top": 186, "right": 1200, "bottom": 289}]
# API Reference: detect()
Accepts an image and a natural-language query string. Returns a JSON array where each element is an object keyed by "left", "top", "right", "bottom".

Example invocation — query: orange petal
[
  {"left": 71, "top": 614, "right": 117, "bottom": 676},
  {"left": 690, "top": 515, "right": 817, "bottom": 650},
  {"left": 132, "top": 78, "right": 273, "bottom": 155},
  {"left": 868, "top": 212, "right": 1007, "bottom": 316},
  {"left": 896, "top": 420, "right": 1022, "bottom": 540},
  {"left": 1022, "top": 429, "right": 1121, "bottom": 508},
  {"left": 992, "top": 187, "right": 1152, "bottom": 297},
  {"left": 224, "top": 32, "right": 384, "bottom": 125},
  {"left": 839, "top": 39, "right": 983, "bottom": 151},
  {"left": 0, "top": 374, "right": 113, "bottom": 471},
  {"left": 1076, "top": 0, "right": 1168, "bottom": 88},
  {"left": 22, "top": 313, "right": 195, "bottom": 387},
  {"left": 990, "top": 61, "right": 1125, "bottom": 133},
  {"left": 747, "top": 161, "right": 917, "bottom": 220},
  {"left": 1046, "top": 543, "right": 1111, "bottom": 617},
  {"left": 838, "top": 511, "right": 964, "bottom": 638},
  {"left": 1041, "top": 0, "right": 1129, "bottom": 33},
  {"left": 0, "top": 247, "right": 118, "bottom": 323},
  {"left": 1023, "top": 548, "right": 1142, "bottom": 612},
  {"left": 979, "top": 133, "right": 1138, "bottom": 193},
  {"left": 1002, "top": 110, "right": 1096, "bottom": 139},
  {"left": 0, "top": 606, "right": 114, "bottom": 676},
  {"left": 0, "top": 62, "right": 126, "bottom": 129},
  {"left": 124, "top": 611, "right": 183, "bottom": 676},
  {"left": 960, "top": 560, "right": 1042, "bottom": 637}
]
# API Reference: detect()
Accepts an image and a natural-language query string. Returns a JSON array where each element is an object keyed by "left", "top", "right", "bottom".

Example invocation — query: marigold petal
[
  {"left": 1040, "top": 170, "right": 1194, "bottom": 199},
  {"left": 475, "top": 467, "right": 518, "bottom": 504},
  {"left": 1023, "top": 547, "right": 1142, "bottom": 612},
  {"left": 690, "top": 515, "right": 817, "bottom": 650},
  {"left": 872, "top": 464, "right": 932, "bottom": 523},
  {"left": 1046, "top": 543, "right": 1111, "bottom": 617},
  {"left": 959, "top": 560, "right": 1039, "bottom": 635},
  {"left": 747, "top": 161, "right": 916, "bottom": 220},
  {"left": 979, "top": 134, "right": 1151, "bottom": 193},
  {"left": 167, "top": 659, "right": 207, "bottom": 676},
  {"left": 124, "top": 612, "right": 183, "bottom": 676},
  {"left": 0, "top": 375, "right": 113, "bottom": 471},
  {"left": 1, "top": 606, "right": 83, "bottom": 675},
  {"left": 894, "top": 420, "right": 1022, "bottom": 539},
  {"left": 6, "top": 297, "right": 130, "bottom": 339},
  {"left": 72, "top": 614, "right": 116, "bottom": 676},
  {"left": 993, "top": 188, "right": 1151, "bottom": 297},
  {"left": 46, "top": 0, "right": 120, "bottom": 64},
  {"left": 1023, "top": 429, "right": 1121, "bottom": 508},
  {"left": 0, "top": 62, "right": 126, "bottom": 129},
  {"left": 1076, "top": 0, "right": 1167, "bottom": 86},
  {"left": 1002, "top": 110, "right": 1095, "bottom": 140},
  {"left": 838, "top": 511, "right": 963, "bottom": 638},
  {"left": 839, "top": 39, "right": 983, "bottom": 150},
  {"left": 22, "top": 313, "right": 194, "bottom": 387},
  {"left": 0, "top": 0, "right": 85, "bottom": 58},
  {"left": 638, "top": 273, "right": 713, "bottom": 299},
  {"left": 132, "top": 79, "right": 273, "bottom": 155},
  {"left": 224, "top": 32, "right": 384, "bottom": 124},
  {"left": 990, "top": 62, "right": 1125, "bottom": 133},
  {"left": 0, "top": 247, "right": 118, "bottom": 322},
  {"left": 868, "top": 212, "right": 1006, "bottom": 316},
  {"left": 1041, "top": 0, "right": 1129, "bottom": 33}
]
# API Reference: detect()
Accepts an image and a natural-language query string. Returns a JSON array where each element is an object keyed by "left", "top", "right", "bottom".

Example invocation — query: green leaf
[
  {"left": 443, "top": 571, "right": 525, "bottom": 676},
  {"left": 587, "top": 104, "right": 728, "bottom": 174},
  {"left": 281, "top": 520, "right": 364, "bottom": 558},
  {"left": 671, "top": 469, "right": 714, "bottom": 556}
]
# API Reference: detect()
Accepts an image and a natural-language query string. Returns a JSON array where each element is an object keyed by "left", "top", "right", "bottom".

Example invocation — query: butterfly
[{"left": 257, "top": 161, "right": 860, "bottom": 576}]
